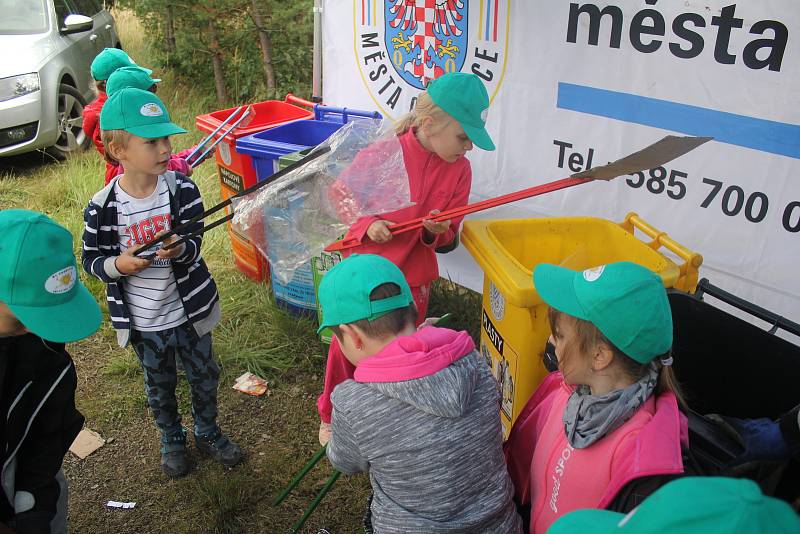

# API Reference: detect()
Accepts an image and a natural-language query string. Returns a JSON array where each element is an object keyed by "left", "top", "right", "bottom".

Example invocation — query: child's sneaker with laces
[
  {"left": 195, "top": 428, "right": 243, "bottom": 467},
  {"left": 161, "top": 429, "right": 190, "bottom": 478}
]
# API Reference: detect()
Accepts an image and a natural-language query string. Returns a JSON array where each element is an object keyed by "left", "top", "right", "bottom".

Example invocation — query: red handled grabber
[{"left": 325, "top": 135, "right": 712, "bottom": 253}]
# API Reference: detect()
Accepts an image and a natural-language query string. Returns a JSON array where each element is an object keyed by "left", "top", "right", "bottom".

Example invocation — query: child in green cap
[
  {"left": 318, "top": 72, "right": 496, "bottom": 445},
  {"left": 503, "top": 261, "right": 688, "bottom": 533},
  {"left": 318, "top": 254, "right": 522, "bottom": 533},
  {"left": 83, "top": 48, "right": 151, "bottom": 157},
  {"left": 0, "top": 210, "right": 102, "bottom": 533},
  {"left": 100, "top": 67, "right": 201, "bottom": 185},
  {"left": 81, "top": 88, "right": 242, "bottom": 478}
]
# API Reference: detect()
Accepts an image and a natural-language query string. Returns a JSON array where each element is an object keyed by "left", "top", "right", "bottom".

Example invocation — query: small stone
[
  {"left": 106, "top": 437, "right": 116, "bottom": 444},
  {"left": 258, "top": 452, "right": 265, "bottom": 456}
]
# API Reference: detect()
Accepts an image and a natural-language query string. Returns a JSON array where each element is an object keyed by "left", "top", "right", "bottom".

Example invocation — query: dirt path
[{"left": 64, "top": 329, "right": 370, "bottom": 533}]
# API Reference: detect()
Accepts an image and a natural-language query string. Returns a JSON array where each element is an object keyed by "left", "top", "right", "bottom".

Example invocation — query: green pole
[
  {"left": 291, "top": 470, "right": 342, "bottom": 533},
  {"left": 273, "top": 445, "right": 328, "bottom": 506}
]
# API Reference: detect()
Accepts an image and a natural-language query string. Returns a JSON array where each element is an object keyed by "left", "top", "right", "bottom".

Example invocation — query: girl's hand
[
  {"left": 422, "top": 210, "right": 450, "bottom": 238},
  {"left": 115, "top": 245, "right": 152, "bottom": 275},
  {"left": 367, "top": 219, "right": 395, "bottom": 244}
]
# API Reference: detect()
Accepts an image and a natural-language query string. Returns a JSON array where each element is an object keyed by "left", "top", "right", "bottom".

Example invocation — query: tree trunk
[
  {"left": 164, "top": 4, "right": 176, "bottom": 55},
  {"left": 250, "top": 0, "right": 277, "bottom": 97},
  {"left": 208, "top": 22, "right": 228, "bottom": 105}
]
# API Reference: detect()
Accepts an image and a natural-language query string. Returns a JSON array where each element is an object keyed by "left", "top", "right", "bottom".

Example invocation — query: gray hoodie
[{"left": 327, "top": 328, "right": 522, "bottom": 533}]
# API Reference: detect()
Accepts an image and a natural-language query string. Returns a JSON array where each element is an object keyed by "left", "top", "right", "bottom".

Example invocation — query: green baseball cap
[
  {"left": 91, "top": 48, "right": 152, "bottom": 81},
  {"left": 100, "top": 88, "right": 187, "bottom": 138},
  {"left": 548, "top": 477, "right": 800, "bottom": 534},
  {"left": 426, "top": 72, "right": 495, "bottom": 151},
  {"left": 0, "top": 210, "right": 102, "bottom": 343},
  {"left": 533, "top": 261, "right": 672, "bottom": 363},
  {"left": 317, "top": 254, "right": 414, "bottom": 334},
  {"left": 106, "top": 66, "right": 161, "bottom": 96}
]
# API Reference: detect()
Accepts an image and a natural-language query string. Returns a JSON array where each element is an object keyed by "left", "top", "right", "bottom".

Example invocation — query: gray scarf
[{"left": 563, "top": 363, "right": 660, "bottom": 449}]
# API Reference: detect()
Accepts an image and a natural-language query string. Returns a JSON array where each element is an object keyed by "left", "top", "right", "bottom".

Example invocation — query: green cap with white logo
[
  {"left": 533, "top": 261, "right": 672, "bottom": 363},
  {"left": 0, "top": 210, "right": 102, "bottom": 343},
  {"left": 549, "top": 477, "right": 800, "bottom": 534},
  {"left": 316, "top": 254, "right": 414, "bottom": 334},
  {"left": 106, "top": 66, "right": 161, "bottom": 96},
  {"left": 426, "top": 72, "right": 495, "bottom": 151},
  {"left": 91, "top": 47, "right": 152, "bottom": 81},
  {"left": 100, "top": 88, "right": 187, "bottom": 138}
]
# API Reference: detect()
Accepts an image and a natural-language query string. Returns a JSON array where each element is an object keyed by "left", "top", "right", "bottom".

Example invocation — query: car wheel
[{"left": 46, "top": 84, "right": 90, "bottom": 160}]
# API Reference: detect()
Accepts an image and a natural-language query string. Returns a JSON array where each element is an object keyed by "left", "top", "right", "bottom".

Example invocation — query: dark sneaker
[
  {"left": 161, "top": 429, "right": 190, "bottom": 478},
  {"left": 195, "top": 428, "right": 243, "bottom": 467}
]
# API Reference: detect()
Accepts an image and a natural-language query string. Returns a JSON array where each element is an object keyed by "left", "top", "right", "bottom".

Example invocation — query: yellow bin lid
[{"left": 461, "top": 213, "right": 702, "bottom": 309}]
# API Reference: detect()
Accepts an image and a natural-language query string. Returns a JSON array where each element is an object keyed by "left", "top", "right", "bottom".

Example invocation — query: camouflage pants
[{"left": 130, "top": 323, "right": 219, "bottom": 438}]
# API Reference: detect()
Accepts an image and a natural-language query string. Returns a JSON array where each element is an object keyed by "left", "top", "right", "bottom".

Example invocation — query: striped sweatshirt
[{"left": 81, "top": 171, "right": 220, "bottom": 347}]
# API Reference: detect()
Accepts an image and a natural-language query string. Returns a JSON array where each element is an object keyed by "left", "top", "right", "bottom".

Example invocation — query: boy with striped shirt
[{"left": 81, "top": 88, "right": 242, "bottom": 478}]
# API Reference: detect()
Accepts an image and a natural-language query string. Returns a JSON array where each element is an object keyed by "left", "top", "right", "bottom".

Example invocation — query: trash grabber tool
[{"left": 325, "top": 135, "right": 712, "bottom": 252}]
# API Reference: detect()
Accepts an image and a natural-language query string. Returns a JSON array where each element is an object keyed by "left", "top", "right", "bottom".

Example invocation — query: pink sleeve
[
  {"left": 421, "top": 163, "right": 472, "bottom": 249},
  {"left": 167, "top": 156, "right": 191, "bottom": 176},
  {"left": 317, "top": 337, "right": 357, "bottom": 424},
  {"left": 175, "top": 146, "right": 196, "bottom": 160}
]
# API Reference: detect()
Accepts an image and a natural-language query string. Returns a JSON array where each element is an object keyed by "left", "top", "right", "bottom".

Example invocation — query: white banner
[{"left": 322, "top": 0, "right": 800, "bottom": 333}]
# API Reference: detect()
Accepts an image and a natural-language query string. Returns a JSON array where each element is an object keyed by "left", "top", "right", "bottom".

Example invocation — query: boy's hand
[
  {"left": 115, "top": 245, "right": 152, "bottom": 275},
  {"left": 367, "top": 220, "right": 395, "bottom": 244},
  {"left": 155, "top": 231, "right": 184, "bottom": 260},
  {"left": 319, "top": 421, "right": 332, "bottom": 446}
]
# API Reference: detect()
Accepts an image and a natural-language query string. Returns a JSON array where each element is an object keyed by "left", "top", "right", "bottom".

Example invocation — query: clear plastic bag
[{"left": 232, "top": 120, "right": 412, "bottom": 283}]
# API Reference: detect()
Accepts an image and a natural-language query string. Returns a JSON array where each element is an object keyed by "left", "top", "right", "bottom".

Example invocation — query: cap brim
[
  {"left": 462, "top": 122, "right": 495, "bottom": 151},
  {"left": 126, "top": 122, "right": 187, "bottom": 138},
  {"left": 316, "top": 322, "right": 332, "bottom": 334},
  {"left": 548, "top": 509, "right": 624, "bottom": 534},
  {"left": 9, "top": 283, "right": 102, "bottom": 343},
  {"left": 533, "top": 264, "right": 588, "bottom": 320}
]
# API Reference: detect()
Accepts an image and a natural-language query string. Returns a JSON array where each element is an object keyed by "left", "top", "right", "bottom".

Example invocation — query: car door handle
[
  {"left": 105, "top": 24, "right": 112, "bottom": 30},
  {"left": 89, "top": 34, "right": 98, "bottom": 41}
]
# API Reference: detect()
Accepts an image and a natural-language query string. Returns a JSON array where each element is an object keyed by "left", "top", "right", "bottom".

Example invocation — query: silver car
[{"left": 0, "top": 0, "right": 120, "bottom": 158}]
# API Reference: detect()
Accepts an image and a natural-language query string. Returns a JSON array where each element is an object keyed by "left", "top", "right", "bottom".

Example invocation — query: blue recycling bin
[{"left": 234, "top": 105, "right": 381, "bottom": 316}]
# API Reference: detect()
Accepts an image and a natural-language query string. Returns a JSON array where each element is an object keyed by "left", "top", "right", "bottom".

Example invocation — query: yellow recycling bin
[{"left": 461, "top": 212, "right": 702, "bottom": 438}]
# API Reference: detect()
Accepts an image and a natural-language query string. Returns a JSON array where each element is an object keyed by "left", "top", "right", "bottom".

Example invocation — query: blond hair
[
  {"left": 394, "top": 92, "right": 452, "bottom": 135},
  {"left": 100, "top": 129, "right": 133, "bottom": 165},
  {"left": 547, "top": 307, "right": 687, "bottom": 409}
]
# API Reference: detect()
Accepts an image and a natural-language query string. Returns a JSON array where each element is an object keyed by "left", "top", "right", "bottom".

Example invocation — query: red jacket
[
  {"left": 503, "top": 372, "right": 687, "bottom": 533},
  {"left": 82, "top": 91, "right": 107, "bottom": 155},
  {"left": 341, "top": 128, "right": 472, "bottom": 287}
]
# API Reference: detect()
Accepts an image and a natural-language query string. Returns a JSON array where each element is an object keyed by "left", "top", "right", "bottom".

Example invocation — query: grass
[{"left": 0, "top": 9, "right": 482, "bottom": 533}]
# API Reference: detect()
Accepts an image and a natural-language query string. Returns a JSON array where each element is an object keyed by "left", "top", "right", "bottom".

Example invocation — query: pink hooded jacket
[{"left": 503, "top": 372, "right": 688, "bottom": 533}]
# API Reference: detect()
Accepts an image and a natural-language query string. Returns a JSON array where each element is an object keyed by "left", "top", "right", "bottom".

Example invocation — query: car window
[
  {"left": 53, "top": 0, "right": 74, "bottom": 25},
  {"left": 0, "top": 0, "right": 48, "bottom": 34},
  {"left": 71, "top": 0, "right": 100, "bottom": 16}
]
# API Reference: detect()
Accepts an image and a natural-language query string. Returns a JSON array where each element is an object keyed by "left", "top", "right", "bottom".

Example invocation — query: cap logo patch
[
  {"left": 480, "top": 108, "right": 488, "bottom": 123},
  {"left": 583, "top": 265, "right": 605, "bottom": 282},
  {"left": 140, "top": 103, "right": 163, "bottom": 117},
  {"left": 45, "top": 266, "right": 76, "bottom": 294}
]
